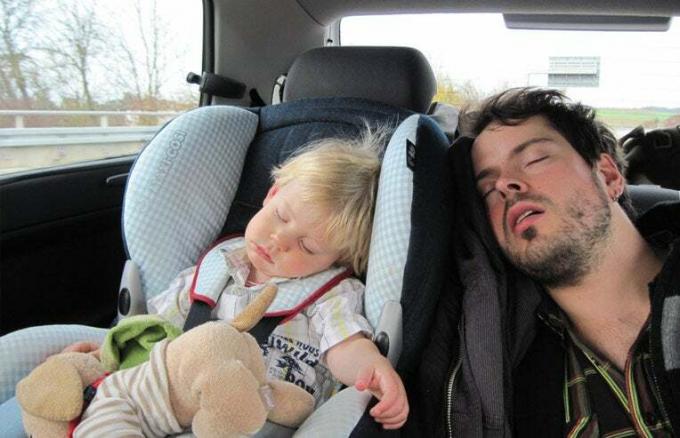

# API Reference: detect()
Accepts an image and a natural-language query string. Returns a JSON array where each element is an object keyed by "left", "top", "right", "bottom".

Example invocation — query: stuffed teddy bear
[{"left": 16, "top": 285, "right": 315, "bottom": 437}]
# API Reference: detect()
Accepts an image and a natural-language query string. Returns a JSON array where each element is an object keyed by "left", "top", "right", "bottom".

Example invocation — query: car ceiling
[
  {"left": 297, "top": 0, "right": 680, "bottom": 25},
  {"left": 211, "top": 0, "right": 680, "bottom": 107}
]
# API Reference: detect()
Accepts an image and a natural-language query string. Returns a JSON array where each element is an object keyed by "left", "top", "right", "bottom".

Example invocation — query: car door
[{"left": 0, "top": 159, "right": 132, "bottom": 334}]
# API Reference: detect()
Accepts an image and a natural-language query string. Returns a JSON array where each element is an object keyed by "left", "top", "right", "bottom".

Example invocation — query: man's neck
[{"left": 547, "top": 210, "right": 664, "bottom": 370}]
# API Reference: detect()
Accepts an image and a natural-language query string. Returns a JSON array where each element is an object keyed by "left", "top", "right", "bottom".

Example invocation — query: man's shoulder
[{"left": 636, "top": 201, "right": 680, "bottom": 246}]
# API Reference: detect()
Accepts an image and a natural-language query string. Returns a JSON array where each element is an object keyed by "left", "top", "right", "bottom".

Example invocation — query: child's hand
[
  {"left": 61, "top": 341, "right": 101, "bottom": 359},
  {"left": 355, "top": 357, "right": 409, "bottom": 429}
]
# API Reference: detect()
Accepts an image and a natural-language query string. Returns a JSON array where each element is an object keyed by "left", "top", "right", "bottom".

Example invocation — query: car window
[
  {"left": 341, "top": 14, "right": 680, "bottom": 138},
  {"left": 0, "top": 0, "right": 203, "bottom": 175}
]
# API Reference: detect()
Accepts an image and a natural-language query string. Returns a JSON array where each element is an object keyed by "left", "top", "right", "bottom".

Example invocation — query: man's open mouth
[{"left": 508, "top": 203, "right": 545, "bottom": 235}]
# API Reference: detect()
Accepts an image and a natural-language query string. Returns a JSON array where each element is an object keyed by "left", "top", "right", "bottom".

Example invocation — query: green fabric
[{"left": 101, "top": 314, "right": 182, "bottom": 372}]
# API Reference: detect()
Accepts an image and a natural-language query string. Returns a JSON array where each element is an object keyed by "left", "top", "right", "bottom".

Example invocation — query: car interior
[{"left": 1, "top": 0, "right": 679, "bottom": 436}]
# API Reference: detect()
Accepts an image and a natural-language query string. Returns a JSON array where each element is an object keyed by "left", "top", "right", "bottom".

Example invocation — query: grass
[{"left": 595, "top": 108, "right": 679, "bottom": 128}]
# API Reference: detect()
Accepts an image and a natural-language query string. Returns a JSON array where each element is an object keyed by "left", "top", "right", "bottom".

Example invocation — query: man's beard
[{"left": 502, "top": 178, "right": 612, "bottom": 289}]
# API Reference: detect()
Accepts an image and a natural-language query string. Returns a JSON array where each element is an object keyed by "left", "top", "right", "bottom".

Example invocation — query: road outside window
[{"left": 0, "top": 0, "right": 203, "bottom": 174}]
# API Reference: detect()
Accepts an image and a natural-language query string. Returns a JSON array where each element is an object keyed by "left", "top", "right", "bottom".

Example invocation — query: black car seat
[{"left": 628, "top": 184, "right": 680, "bottom": 215}]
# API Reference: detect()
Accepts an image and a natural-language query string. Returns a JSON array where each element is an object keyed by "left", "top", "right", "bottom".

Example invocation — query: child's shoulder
[{"left": 311, "top": 275, "right": 365, "bottom": 305}]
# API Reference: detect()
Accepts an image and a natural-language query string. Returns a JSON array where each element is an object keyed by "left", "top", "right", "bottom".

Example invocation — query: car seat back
[
  {"left": 628, "top": 184, "right": 680, "bottom": 215},
  {"left": 118, "top": 46, "right": 436, "bottom": 323},
  {"left": 118, "top": 48, "right": 451, "bottom": 436},
  {"left": 0, "top": 47, "right": 448, "bottom": 425}
]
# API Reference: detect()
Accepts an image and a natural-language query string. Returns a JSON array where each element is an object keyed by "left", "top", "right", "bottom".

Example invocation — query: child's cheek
[{"left": 285, "top": 256, "right": 315, "bottom": 277}]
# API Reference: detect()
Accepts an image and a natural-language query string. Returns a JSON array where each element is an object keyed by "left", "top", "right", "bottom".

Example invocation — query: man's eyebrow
[{"left": 474, "top": 137, "right": 553, "bottom": 183}]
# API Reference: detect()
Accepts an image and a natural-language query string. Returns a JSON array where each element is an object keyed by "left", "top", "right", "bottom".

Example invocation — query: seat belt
[
  {"left": 184, "top": 303, "right": 284, "bottom": 345},
  {"left": 183, "top": 301, "right": 213, "bottom": 332},
  {"left": 271, "top": 74, "right": 287, "bottom": 105},
  {"left": 249, "top": 316, "right": 285, "bottom": 345}
]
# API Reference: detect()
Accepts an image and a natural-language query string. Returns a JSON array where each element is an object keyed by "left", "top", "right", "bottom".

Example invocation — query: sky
[
  {"left": 342, "top": 14, "right": 680, "bottom": 109},
  {"left": 36, "top": 4, "right": 678, "bottom": 110}
]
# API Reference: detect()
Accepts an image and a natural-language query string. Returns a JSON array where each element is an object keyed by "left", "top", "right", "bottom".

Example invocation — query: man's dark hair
[{"left": 460, "top": 87, "right": 635, "bottom": 218}]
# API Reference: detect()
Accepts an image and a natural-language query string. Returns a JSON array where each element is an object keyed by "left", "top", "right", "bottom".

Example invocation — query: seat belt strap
[
  {"left": 183, "top": 300, "right": 214, "bottom": 332},
  {"left": 250, "top": 316, "right": 285, "bottom": 345}
]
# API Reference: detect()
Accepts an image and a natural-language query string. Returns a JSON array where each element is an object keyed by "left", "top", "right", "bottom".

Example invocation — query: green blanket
[{"left": 101, "top": 314, "right": 182, "bottom": 372}]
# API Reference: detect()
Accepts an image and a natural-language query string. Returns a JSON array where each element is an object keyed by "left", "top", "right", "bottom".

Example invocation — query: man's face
[
  {"left": 471, "top": 116, "right": 613, "bottom": 287},
  {"left": 244, "top": 181, "right": 340, "bottom": 283}
]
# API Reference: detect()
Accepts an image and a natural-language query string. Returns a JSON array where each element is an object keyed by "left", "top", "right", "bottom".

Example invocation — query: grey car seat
[{"left": 0, "top": 46, "right": 453, "bottom": 437}]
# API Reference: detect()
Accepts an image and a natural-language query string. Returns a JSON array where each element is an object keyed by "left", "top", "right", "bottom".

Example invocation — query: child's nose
[{"left": 270, "top": 232, "right": 291, "bottom": 252}]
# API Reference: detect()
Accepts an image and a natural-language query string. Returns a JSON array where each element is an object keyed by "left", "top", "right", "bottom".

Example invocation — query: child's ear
[
  {"left": 596, "top": 153, "right": 624, "bottom": 200},
  {"left": 263, "top": 185, "right": 279, "bottom": 205}
]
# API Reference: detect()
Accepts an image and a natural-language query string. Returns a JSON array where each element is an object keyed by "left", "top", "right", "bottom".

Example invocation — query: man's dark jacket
[{"left": 404, "top": 136, "right": 680, "bottom": 437}]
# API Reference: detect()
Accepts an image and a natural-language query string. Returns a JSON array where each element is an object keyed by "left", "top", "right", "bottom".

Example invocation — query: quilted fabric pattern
[
  {"left": 193, "top": 243, "right": 233, "bottom": 304},
  {"left": 123, "top": 106, "right": 259, "bottom": 297},
  {"left": 295, "top": 387, "right": 372, "bottom": 437},
  {"left": 363, "top": 115, "right": 419, "bottom": 326},
  {"left": 0, "top": 325, "right": 107, "bottom": 404}
]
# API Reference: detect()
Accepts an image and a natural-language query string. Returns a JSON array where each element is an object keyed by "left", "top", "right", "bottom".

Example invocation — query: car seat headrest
[
  {"left": 123, "top": 106, "right": 259, "bottom": 296},
  {"left": 282, "top": 46, "right": 436, "bottom": 113},
  {"left": 364, "top": 113, "right": 452, "bottom": 369},
  {"left": 628, "top": 184, "right": 680, "bottom": 216}
]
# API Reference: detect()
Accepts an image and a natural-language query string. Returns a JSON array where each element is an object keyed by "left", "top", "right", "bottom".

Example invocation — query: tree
[
  {"left": 105, "top": 0, "right": 172, "bottom": 110},
  {"left": 41, "top": 0, "right": 106, "bottom": 109},
  {"left": 0, "top": 0, "right": 42, "bottom": 108},
  {"left": 434, "top": 70, "right": 484, "bottom": 107}
]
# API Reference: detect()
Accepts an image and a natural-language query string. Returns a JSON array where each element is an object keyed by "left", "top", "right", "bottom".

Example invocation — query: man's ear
[
  {"left": 596, "top": 153, "right": 624, "bottom": 200},
  {"left": 263, "top": 184, "right": 279, "bottom": 205}
]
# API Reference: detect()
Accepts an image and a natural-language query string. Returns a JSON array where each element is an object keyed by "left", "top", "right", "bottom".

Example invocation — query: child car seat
[{"left": 0, "top": 46, "right": 453, "bottom": 437}]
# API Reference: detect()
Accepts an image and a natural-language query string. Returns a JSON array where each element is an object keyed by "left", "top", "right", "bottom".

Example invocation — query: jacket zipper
[
  {"left": 649, "top": 343, "right": 673, "bottom": 434},
  {"left": 446, "top": 355, "right": 463, "bottom": 438},
  {"left": 648, "top": 308, "right": 674, "bottom": 434},
  {"left": 446, "top": 321, "right": 465, "bottom": 438}
]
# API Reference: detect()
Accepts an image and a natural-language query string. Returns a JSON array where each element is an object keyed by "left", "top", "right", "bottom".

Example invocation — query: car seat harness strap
[{"left": 67, "top": 372, "right": 110, "bottom": 438}]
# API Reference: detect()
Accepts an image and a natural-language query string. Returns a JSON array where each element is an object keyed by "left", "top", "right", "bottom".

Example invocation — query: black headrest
[
  {"left": 628, "top": 184, "right": 680, "bottom": 215},
  {"left": 283, "top": 46, "right": 436, "bottom": 113}
]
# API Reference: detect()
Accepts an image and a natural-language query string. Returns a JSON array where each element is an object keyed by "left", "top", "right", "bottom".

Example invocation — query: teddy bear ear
[
  {"left": 16, "top": 356, "right": 84, "bottom": 421},
  {"left": 230, "top": 284, "right": 277, "bottom": 332}
]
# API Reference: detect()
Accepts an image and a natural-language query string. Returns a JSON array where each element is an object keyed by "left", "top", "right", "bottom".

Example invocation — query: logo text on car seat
[
  {"left": 148, "top": 130, "right": 187, "bottom": 195},
  {"left": 406, "top": 139, "right": 416, "bottom": 170}
]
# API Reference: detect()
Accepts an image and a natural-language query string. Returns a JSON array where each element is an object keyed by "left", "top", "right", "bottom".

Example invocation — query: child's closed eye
[
  {"left": 299, "top": 239, "right": 315, "bottom": 254},
  {"left": 275, "top": 208, "right": 288, "bottom": 223}
]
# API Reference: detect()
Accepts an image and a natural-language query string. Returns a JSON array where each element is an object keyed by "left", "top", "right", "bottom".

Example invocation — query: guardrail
[
  {"left": 0, "top": 110, "right": 179, "bottom": 128},
  {"left": 0, "top": 110, "right": 180, "bottom": 148},
  {"left": 0, "top": 126, "right": 161, "bottom": 147}
]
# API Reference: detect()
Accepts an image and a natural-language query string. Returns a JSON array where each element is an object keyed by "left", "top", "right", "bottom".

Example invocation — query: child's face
[{"left": 244, "top": 181, "right": 341, "bottom": 283}]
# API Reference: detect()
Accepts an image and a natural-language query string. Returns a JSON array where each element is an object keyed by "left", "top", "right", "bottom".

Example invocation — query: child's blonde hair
[{"left": 271, "top": 126, "right": 389, "bottom": 275}]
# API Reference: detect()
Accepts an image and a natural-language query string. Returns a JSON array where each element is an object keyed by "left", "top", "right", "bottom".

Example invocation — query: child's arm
[
  {"left": 325, "top": 333, "right": 409, "bottom": 430},
  {"left": 61, "top": 341, "right": 101, "bottom": 359}
]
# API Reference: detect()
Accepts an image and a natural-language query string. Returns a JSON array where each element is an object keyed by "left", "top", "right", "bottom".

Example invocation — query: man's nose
[{"left": 495, "top": 176, "right": 527, "bottom": 199}]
